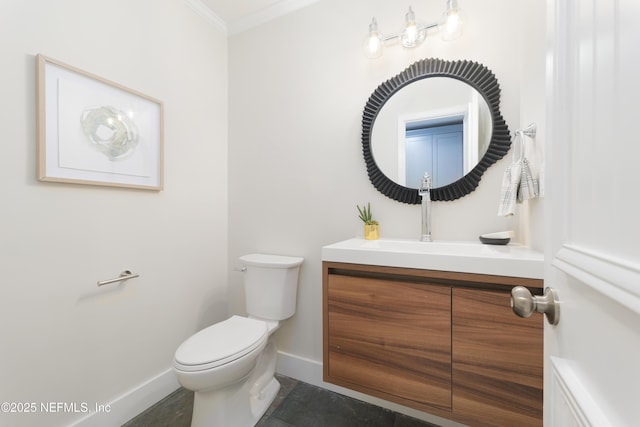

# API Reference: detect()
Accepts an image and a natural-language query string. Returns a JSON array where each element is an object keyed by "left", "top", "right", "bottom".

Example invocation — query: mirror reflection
[
  {"left": 362, "top": 58, "right": 510, "bottom": 203},
  {"left": 371, "top": 77, "right": 492, "bottom": 189}
]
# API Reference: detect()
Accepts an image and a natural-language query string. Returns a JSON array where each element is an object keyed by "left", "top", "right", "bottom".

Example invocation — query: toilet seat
[{"left": 174, "top": 316, "right": 267, "bottom": 372}]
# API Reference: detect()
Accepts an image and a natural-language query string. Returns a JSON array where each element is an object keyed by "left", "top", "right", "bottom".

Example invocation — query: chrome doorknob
[{"left": 510, "top": 286, "right": 560, "bottom": 325}]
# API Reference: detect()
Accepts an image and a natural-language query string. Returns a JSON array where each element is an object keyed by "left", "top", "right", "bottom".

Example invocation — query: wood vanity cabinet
[{"left": 323, "top": 262, "right": 544, "bottom": 427}]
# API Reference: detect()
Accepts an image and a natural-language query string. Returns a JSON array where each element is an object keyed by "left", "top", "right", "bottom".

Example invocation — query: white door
[
  {"left": 545, "top": 0, "right": 640, "bottom": 426},
  {"left": 405, "top": 124, "right": 464, "bottom": 188}
]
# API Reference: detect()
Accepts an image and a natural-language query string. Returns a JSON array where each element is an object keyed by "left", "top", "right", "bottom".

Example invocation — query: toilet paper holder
[{"left": 97, "top": 270, "right": 139, "bottom": 287}]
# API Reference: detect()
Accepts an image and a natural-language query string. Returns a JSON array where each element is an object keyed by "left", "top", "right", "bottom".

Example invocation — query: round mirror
[{"left": 362, "top": 59, "right": 511, "bottom": 203}]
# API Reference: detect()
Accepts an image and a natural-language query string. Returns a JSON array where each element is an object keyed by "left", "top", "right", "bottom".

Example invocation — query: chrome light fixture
[{"left": 363, "top": 0, "right": 464, "bottom": 59}]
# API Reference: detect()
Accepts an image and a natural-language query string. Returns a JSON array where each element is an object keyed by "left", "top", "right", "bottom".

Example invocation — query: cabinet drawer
[
  {"left": 326, "top": 274, "right": 452, "bottom": 410},
  {"left": 452, "top": 288, "right": 543, "bottom": 427}
]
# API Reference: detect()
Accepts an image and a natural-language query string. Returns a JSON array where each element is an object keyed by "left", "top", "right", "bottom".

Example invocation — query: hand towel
[
  {"left": 498, "top": 160, "right": 522, "bottom": 216},
  {"left": 517, "top": 157, "right": 539, "bottom": 202}
]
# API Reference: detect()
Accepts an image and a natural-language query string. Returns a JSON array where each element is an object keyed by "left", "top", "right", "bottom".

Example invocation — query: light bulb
[
  {"left": 441, "top": 0, "right": 464, "bottom": 41},
  {"left": 400, "top": 7, "right": 426, "bottom": 48},
  {"left": 363, "top": 17, "right": 383, "bottom": 59}
]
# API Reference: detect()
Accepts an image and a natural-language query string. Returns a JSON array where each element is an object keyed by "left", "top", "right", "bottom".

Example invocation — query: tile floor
[{"left": 122, "top": 374, "right": 441, "bottom": 427}]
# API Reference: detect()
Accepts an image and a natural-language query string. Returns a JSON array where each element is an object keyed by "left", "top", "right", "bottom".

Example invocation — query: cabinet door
[
  {"left": 452, "top": 288, "right": 543, "bottom": 427},
  {"left": 326, "top": 274, "right": 452, "bottom": 411}
]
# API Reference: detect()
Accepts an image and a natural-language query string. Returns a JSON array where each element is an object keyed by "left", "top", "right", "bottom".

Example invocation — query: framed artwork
[{"left": 36, "top": 54, "right": 163, "bottom": 190}]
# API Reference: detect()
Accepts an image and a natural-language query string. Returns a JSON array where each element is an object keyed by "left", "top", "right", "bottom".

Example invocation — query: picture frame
[{"left": 36, "top": 54, "right": 164, "bottom": 190}]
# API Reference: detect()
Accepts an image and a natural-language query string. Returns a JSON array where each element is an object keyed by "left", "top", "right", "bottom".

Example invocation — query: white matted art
[{"left": 36, "top": 54, "right": 163, "bottom": 190}]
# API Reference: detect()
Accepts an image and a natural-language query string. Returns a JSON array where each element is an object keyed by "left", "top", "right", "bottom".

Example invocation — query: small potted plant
[{"left": 357, "top": 202, "right": 379, "bottom": 240}]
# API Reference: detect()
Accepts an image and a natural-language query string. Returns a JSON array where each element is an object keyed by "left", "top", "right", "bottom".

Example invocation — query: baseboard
[
  {"left": 69, "top": 368, "right": 179, "bottom": 427},
  {"left": 68, "top": 351, "right": 465, "bottom": 426},
  {"left": 275, "top": 351, "right": 465, "bottom": 427}
]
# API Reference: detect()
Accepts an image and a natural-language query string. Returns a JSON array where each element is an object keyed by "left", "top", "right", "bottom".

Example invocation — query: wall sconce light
[{"left": 363, "top": 0, "right": 464, "bottom": 59}]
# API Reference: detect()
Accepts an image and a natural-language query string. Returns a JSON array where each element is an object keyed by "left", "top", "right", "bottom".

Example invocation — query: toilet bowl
[
  {"left": 174, "top": 316, "right": 269, "bottom": 392},
  {"left": 173, "top": 253, "right": 303, "bottom": 427}
]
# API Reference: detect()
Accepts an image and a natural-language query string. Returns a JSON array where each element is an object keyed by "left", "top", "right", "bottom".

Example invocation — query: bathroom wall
[
  {"left": 228, "top": 0, "right": 545, "bottom": 422},
  {"left": 519, "top": 0, "right": 547, "bottom": 251},
  {"left": 0, "top": 0, "right": 544, "bottom": 425},
  {"left": 0, "top": 1, "right": 228, "bottom": 426}
]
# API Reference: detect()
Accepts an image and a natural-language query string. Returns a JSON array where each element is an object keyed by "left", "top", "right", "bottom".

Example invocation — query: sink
[{"left": 322, "top": 238, "right": 543, "bottom": 279}]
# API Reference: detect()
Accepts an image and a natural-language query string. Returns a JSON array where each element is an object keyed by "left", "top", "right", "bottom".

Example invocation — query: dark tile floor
[{"left": 122, "top": 374, "right": 441, "bottom": 427}]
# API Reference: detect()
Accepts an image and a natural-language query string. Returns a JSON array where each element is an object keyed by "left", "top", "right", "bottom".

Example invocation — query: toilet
[{"left": 173, "top": 253, "right": 304, "bottom": 427}]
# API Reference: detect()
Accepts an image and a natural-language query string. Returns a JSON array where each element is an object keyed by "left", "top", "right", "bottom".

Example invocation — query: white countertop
[{"left": 322, "top": 238, "right": 544, "bottom": 279}]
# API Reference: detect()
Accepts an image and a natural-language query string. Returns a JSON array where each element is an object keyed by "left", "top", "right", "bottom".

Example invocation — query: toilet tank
[{"left": 240, "top": 254, "right": 304, "bottom": 320}]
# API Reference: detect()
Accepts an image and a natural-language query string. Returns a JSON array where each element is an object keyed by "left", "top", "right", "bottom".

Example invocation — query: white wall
[
  {"left": 228, "top": 0, "right": 545, "bottom": 422},
  {"left": 519, "top": 0, "right": 547, "bottom": 250},
  {"left": 0, "top": 0, "right": 546, "bottom": 425},
  {"left": 0, "top": 1, "right": 228, "bottom": 426}
]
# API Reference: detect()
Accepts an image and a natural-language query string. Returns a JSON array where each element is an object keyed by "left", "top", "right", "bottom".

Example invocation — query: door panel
[
  {"left": 546, "top": 0, "right": 640, "bottom": 425},
  {"left": 405, "top": 124, "right": 464, "bottom": 188}
]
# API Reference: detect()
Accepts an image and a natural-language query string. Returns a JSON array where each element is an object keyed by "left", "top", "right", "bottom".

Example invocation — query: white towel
[
  {"left": 517, "top": 157, "right": 539, "bottom": 202},
  {"left": 498, "top": 161, "right": 521, "bottom": 216},
  {"left": 498, "top": 129, "right": 541, "bottom": 216}
]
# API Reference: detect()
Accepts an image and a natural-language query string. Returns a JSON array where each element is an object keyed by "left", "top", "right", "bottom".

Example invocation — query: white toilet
[{"left": 173, "top": 253, "right": 304, "bottom": 427}]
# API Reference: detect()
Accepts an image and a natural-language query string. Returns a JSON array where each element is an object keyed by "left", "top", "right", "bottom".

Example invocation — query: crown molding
[
  {"left": 183, "top": 0, "right": 228, "bottom": 35},
  {"left": 227, "top": 0, "right": 321, "bottom": 36},
  {"left": 182, "top": 0, "right": 321, "bottom": 36}
]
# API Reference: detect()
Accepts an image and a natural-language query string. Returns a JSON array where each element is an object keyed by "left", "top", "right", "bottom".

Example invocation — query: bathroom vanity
[{"left": 322, "top": 239, "right": 544, "bottom": 427}]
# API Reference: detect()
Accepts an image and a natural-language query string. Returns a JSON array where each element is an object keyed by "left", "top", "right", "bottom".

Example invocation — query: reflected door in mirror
[
  {"left": 405, "top": 123, "right": 463, "bottom": 188},
  {"left": 372, "top": 77, "right": 491, "bottom": 190}
]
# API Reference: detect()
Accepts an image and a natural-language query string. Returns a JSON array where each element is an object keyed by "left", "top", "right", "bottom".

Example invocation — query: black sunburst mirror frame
[{"left": 361, "top": 58, "right": 511, "bottom": 204}]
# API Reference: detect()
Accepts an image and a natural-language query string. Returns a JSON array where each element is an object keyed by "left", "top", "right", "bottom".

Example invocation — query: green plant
[{"left": 356, "top": 203, "right": 378, "bottom": 225}]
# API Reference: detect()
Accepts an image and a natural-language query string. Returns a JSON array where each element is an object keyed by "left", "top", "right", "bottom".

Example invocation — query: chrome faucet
[{"left": 418, "top": 172, "right": 432, "bottom": 242}]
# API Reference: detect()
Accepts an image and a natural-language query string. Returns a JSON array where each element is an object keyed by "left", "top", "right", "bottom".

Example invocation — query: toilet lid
[
  {"left": 239, "top": 253, "right": 304, "bottom": 268},
  {"left": 174, "top": 316, "right": 267, "bottom": 372}
]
